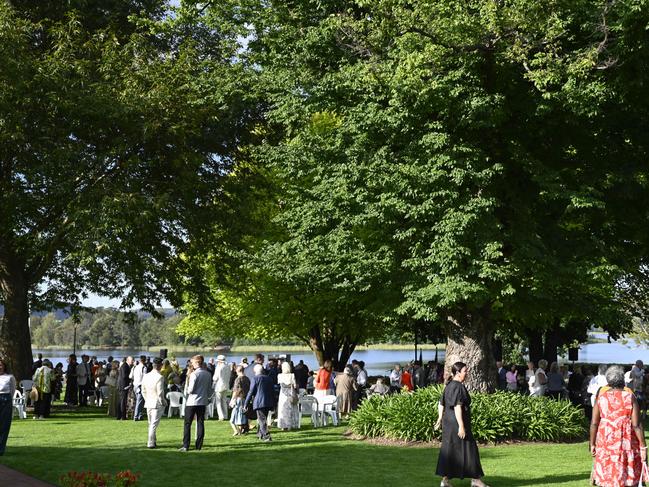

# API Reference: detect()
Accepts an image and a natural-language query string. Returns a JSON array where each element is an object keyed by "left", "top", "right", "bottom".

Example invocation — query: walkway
[{"left": 0, "top": 464, "right": 55, "bottom": 486}]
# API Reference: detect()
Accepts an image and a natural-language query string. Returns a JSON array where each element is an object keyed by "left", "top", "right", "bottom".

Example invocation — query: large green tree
[
  {"left": 0, "top": 1, "right": 252, "bottom": 379},
  {"left": 209, "top": 0, "right": 648, "bottom": 391}
]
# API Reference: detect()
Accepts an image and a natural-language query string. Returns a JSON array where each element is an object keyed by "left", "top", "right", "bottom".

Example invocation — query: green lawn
[{"left": 1, "top": 406, "right": 592, "bottom": 486}]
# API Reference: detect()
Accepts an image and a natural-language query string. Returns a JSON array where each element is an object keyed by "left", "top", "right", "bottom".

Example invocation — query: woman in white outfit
[
  {"left": 213, "top": 355, "right": 232, "bottom": 420},
  {"left": 277, "top": 362, "right": 299, "bottom": 430}
]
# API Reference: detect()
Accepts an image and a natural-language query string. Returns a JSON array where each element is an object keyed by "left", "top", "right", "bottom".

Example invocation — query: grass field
[{"left": 0, "top": 406, "right": 593, "bottom": 487}]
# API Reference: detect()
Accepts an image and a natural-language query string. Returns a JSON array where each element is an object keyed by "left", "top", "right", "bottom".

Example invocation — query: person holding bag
[{"left": 32, "top": 359, "right": 54, "bottom": 419}]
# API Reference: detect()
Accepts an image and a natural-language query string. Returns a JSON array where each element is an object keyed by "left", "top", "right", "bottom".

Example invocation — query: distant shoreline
[{"left": 32, "top": 343, "right": 446, "bottom": 353}]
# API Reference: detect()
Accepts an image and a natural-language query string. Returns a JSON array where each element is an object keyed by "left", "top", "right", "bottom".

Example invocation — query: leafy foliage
[
  {"left": 181, "top": 0, "right": 649, "bottom": 385},
  {"left": 0, "top": 0, "right": 256, "bottom": 377},
  {"left": 349, "top": 386, "right": 588, "bottom": 443}
]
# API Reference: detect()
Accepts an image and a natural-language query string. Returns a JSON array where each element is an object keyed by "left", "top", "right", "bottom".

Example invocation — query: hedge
[{"left": 348, "top": 385, "right": 588, "bottom": 443}]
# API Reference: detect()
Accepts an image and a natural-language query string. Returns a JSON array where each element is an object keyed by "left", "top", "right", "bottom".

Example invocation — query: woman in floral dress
[{"left": 590, "top": 365, "right": 647, "bottom": 486}]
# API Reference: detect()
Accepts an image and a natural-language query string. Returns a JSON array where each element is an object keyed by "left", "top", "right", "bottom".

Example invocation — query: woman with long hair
[
  {"left": 230, "top": 365, "right": 250, "bottom": 436},
  {"left": 277, "top": 361, "right": 299, "bottom": 430},
  {"left": 434, "top": 362, "right": 489, "bottom": 487}
]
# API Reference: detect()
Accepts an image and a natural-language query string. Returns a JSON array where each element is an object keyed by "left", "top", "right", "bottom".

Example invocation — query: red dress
[
  {"left": 594, "top": 388, "right": 645, "bottom": 487},
  {"left": 401, "top": 371, "right": 413, "bottom": 391}
]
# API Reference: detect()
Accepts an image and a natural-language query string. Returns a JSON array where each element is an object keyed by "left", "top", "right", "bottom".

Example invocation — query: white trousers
[
  {"left": 215, "top": 391, "right": 229, "bottom": 420},
  {"left": 146, "top": 407, "right": 162, "bottom": 447}
]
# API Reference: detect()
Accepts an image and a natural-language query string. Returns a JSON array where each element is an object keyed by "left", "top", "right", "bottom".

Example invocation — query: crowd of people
[
  {"left": 14, "top": 353, "right": 377, "bottom": 448},
  {"left": 493, "top": 358, "right": 649, "bottom": 421},
  {"left": 2, "top": 353, "right": 649, "bottom": 486}
]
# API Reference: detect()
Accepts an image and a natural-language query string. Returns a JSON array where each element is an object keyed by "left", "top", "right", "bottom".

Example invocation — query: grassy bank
[{"left": 1, "top": 406, "right": 592, "bottom": 487}]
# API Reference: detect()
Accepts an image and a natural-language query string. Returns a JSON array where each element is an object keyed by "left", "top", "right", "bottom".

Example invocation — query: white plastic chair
[
  {"left": 19, "top": 379, "right": 34, "bottom": 407},
  {"left": 166, "top": 391, "right": 184, "bottom": 418},
  {"left": 13, "top": 390, "right": 27, "bottom": 419},
  {"left": 317, "top": 394, "right": 339, "bottom": 426},
  {"left": 19, "top": 379, "right": 34, "bottom": 394},
  {"left": 180, "top": 394, "right": 187, "bottom": 418},
  {"left": 299, "top": 395, "right": 319, "bottom": 428},
  {"left": 206, "top": 392, "right": 216, "bottom": 419}
]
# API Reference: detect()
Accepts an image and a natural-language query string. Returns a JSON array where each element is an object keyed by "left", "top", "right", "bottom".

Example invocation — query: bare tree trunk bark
[
  {"left": 0, "top": 273, "right": 33, "bottom": 381},
  {"left": 307, "top": 325, "right": 358, "bottom": 371},
  {"left": 338, "top": 338, "right": 357, "bottom": 372},
  {"left": 543, "top": 324, "right": 560, "bottom": 365},
  {"left": 308, "top": 326, "right": 325, "bottom": 367},
  {"left": 445, "top": 307, "right": 496, "bottom": 393},
  {"left": 527, "top": 330, "right": 543, "bottom": 364}
]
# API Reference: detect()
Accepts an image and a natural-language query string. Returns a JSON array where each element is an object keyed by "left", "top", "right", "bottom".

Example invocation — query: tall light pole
[{"left": 73, "top": 316, "right": 79, "bottom": 355}]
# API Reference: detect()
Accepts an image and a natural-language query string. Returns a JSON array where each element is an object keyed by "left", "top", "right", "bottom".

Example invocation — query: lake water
[
  {"left": 33, "top": 338, "right": 649, "bottom": 376},
  {"left": 32, "top": 348, "right": 442, "bottom": 377}
]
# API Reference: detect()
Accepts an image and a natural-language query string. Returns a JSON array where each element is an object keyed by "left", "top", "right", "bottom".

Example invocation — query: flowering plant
[
  {"left": 114, "top": 470, "right": 140, "bottom": 487},
  {"left": 60, "top": 470, "right": 140, "bottom": 487}
]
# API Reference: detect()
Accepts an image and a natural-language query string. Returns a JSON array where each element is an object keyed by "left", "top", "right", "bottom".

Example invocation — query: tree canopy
[
  {"left": 180, "top": 0, "right": 649, "bottom": 389},
  {"left": 0, "top": 0, "right": 255, "bottom": 378},
  {"left": 4, "top": 0, "right": 649, "bottom": 388}
]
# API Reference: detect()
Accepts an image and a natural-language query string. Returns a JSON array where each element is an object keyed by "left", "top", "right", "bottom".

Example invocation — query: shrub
[
  {"left": 60, "top": 470, "right": 140, "bottom": 487},
  {"left": 349, "top": 386, "right": 588, "bottom": 443}
]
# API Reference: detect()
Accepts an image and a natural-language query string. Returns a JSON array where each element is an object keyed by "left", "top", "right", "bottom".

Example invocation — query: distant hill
[
  {"left": 0, "top": 305, "right": 71, "bottom": 320},
  {"left": 0, "top": 304, "right": 176, "bottom": 319}
]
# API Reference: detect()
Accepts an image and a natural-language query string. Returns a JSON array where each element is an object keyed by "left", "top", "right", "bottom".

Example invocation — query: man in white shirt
[
  {"left": 529, "top": 359, "right": 548, "bottom": 397},
  {"left": 587, "top": 364, "right": 609, "bottom": 406},
  {"left": 131, "top": 355, "right": 147, "bottom": 421},
  {"left": 213, "top": 355, "right": 232, "bottom": 420},
  {"left": 390, "top": 364, "right": 402, "bottom": 392},
  {"left": 356, "top": 361, "right": 368, "bottom": 388},
  {"left": 629, "top": 360, "right": 645, "bottom": 391},
  {"left": 141, "top": 358, "right": 166, "bottom": 448}
]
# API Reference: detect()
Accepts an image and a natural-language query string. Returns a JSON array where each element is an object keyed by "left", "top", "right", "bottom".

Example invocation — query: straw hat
[{"left": 29, "top": 388, "right": 39, "bottom": 402}]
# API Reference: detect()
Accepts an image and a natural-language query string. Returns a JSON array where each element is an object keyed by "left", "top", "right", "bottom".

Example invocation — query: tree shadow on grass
[
  {"left": 484, "top": 474, "right": 588, "bottom": 486},
  {"left": 1, "top": 443, "right": 592, "bottom": 487}
]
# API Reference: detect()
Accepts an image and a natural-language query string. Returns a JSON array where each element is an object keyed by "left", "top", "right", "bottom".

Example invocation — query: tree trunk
[
  {"left": 307, "top": 325, "right": 358, "bottom": 372},
  {"left": 0, "top": 273, "right": 33, "bottom": 381},
  {"left": 543, "top": 327, "right": 560, "bottom": 365},
  {"left": 527, "top": 330, "right": 543, "bottom": 364},
  {"left": 338, "top": 337, "right": 357, "bottom": 372},
  {"left": 445, "top": 308, "right": 496, "bottom": 393}
]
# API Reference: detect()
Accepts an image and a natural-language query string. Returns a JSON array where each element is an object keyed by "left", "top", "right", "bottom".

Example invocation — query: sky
[{"left": 81, "top": 294, "right": 171, "bottom": 309}]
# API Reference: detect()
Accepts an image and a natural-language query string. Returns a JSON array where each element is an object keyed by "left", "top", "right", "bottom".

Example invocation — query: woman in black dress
[
  {"left": 64, "top": 354, "right": 78, "bottom": 406},
  {"left": 435, "top": 361, "right": 489, "bottom": 487}
]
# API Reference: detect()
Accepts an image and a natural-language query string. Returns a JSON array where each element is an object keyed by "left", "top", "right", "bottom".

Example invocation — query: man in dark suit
[
  {"left": 245, "top": 364, "right": 277, "bottom": 442},
  {"left": 117, "top": 356, "right": 134, "bottom": 420},
  {"left": 293, "top": 360, "right": 309, "bottom": 390},
  {"left": 496, "top": 361, "right": 507, "bottom": 391}
]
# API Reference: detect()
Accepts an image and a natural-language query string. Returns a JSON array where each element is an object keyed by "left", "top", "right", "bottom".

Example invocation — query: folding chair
[
  {"left": 166, "top": 391, "right": 184, "bottom": 418},
  {"left": 13, "top": 390, "right": 27, "bottom": 419}
]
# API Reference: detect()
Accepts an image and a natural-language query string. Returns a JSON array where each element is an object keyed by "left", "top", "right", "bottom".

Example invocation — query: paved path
[{"left": 0, "top": 464, "right": 55, "bottom": 486}]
